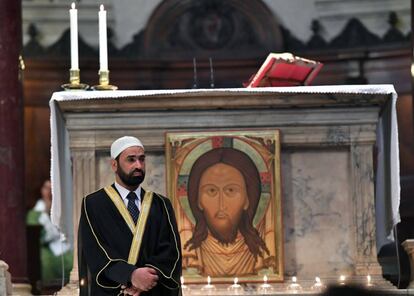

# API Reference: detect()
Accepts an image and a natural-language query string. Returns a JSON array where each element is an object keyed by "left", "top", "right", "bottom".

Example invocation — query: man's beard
[
  {"left": 206, "top": 215, "right": 239, "bottom": 244},
  {"left": 209, "top": 224, "right": 238, "bottom": 245},
  {"left": 117, "top": 166, "right": 145, "bottom": 187}
]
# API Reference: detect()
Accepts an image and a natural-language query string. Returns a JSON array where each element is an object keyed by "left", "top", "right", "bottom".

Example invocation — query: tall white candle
[
  {"left": 69, "top": 2, "right": 79, "bottom": 70},
  {"left": 98, "top": 4, "right": 108, "bottom": 72}
]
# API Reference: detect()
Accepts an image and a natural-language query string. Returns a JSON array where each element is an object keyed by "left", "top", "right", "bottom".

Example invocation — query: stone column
[
  {"left": 58, "top": 149, "right": 96, "bottom": 295},
  {"left": 0, "top": 1, "right": 30, "bottom": 293},
  {"left": 350, "top": 144, "right": 383, "bottom": 276},
  {"left": 0, "top": 261, "right": 12, "bottom": 295}
]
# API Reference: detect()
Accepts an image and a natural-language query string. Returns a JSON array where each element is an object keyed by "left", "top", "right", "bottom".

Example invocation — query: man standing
[{"left": 78, "top": 136, "right": 181, "bottom": 295}]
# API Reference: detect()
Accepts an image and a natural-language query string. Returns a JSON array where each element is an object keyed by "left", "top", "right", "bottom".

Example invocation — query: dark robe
[{"left": 78, "top": 185, "right": 182, "bottom": 296}]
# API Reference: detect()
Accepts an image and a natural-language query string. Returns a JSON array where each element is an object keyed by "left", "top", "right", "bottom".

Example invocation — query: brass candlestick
[
  {"left": 61, "top": 69, "right": 89, "bottom": 90},
  {"left": 92, "top": 70, "right": 118, "bottom": 90}
]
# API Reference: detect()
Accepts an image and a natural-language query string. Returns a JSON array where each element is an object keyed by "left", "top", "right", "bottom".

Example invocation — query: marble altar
[{"left": 49, "top": 85, "right": 400, "bottom": 292}]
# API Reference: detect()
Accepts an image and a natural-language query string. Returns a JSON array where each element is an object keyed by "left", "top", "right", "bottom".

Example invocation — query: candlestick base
[
  {"left": 92, "top": 70, "right": 118, "bottom": 90},
  {"left": 92, "top": 84, "right": 118, "bottom": 90},
  {"left": 62, "top": 69, "right": 89, "bottom": 90},
  {"left": 62, "top": 83, "right": 90, "bottom": 90}
]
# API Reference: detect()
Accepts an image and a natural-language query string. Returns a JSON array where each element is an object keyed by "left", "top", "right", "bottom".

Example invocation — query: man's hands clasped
[{"left": 122, "top": 267, "right": 159, "bottom": 296}]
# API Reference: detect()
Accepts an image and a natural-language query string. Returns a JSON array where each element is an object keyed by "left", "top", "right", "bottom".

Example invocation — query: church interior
[{"left": 0, "top": 0, "right": 414, "bottom": 295}]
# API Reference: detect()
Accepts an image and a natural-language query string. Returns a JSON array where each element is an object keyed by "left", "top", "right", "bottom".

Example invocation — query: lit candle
[
  {"left": 311, "top": 277, "right": 326, "bottom": 292},
  {"left": 228, "top": 277, "right": 243, "bottom": 294},
  {"left": 69, "top": 3, "right": 79, "bottom": 70},
  {"left": 98, "top": 4, "right": 108, "bottom": 72},
  {"left": 257, "top": 275, "right": 273, "bottom": 294},
  {"left": 339, "top": 275, "right": 346, "bottom": 285},
  {"left": 367, "top": 275, "right": 373, "bottom": 287},
  {"left": 201, "top": 275, "right": 216, "bottom": 294},
  {"left": 180, "top": 276, "right": 190, "bottom": 294},
  {"left": 286, "top": 276, "right": 302, "bottom": 293}
]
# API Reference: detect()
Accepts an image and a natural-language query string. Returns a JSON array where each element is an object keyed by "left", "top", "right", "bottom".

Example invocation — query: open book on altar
[{"left": 245, "top": 53, "right": 323, "bottom": 87}]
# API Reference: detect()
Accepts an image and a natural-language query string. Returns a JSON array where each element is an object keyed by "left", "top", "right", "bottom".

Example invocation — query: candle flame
[
  {"left": 367, "top": 275, "right": 371, "bottom": 283},
  {"left": 263, "top": 275, "right": 268, "bottom": 283},
  {"left": 315, "top": 277, "right": 321, "bottom": 283},
  {"left": 71, "top": 2, "right": 76, "bottom": 9},
  {"left": 80, "top": 278, "right": 85, "bottom": 286},
  {"left": 180, "top": 276, "right": 184, "bottom": 285},
  {"left": 340, "top": 275, "right": 346, "bottom": 282},
  {"left": 292, "top": 276, "right": 297, "bottom": 283},
  {"left": 234, "top": 277, "right": 238, "bottom": 285},
  {"left": 207, "top": 276, "right": 211, "bottom": 285},
  {"left": 100, "top": 4, "right": 104, "bottom": 11}
]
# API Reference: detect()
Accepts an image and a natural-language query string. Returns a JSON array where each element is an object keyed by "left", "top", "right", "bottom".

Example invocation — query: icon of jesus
[{"left": 184, "top": 147, "right": 272, "bottom": 276}]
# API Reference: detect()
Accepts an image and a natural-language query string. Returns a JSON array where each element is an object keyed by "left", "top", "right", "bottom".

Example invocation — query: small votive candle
[
  {"left": 310, "top": 277, "right": 326, "bottom": 292},
  {"left": 339, "top": 275, "right": 346, "bottom": 285},
  {"left": 201, "top": 276, "right": 216, "bottom": 295},
  {"left": 227, "top": 277, "right": 244, "bottom": 295},
  {"left": 286, "top": 276, "right": 303, "bottom": 293},
  {"left": 257, "top": 275, "right": 273, "bottom": 294},
  {"left": 180, "top": 276, "right": 190, "bottom": 295},
  {"left": 366, "top": 275, "right": 374, "bottom": 287}
]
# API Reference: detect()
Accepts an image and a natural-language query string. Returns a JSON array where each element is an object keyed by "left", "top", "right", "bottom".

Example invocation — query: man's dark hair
[{"left": 184, "top": 147, "right": 269, "bottom": 260}]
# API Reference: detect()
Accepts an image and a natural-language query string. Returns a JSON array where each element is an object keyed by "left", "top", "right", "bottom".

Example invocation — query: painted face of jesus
[{"left": 198, "top": 163, "right": 249, "bottom": 243}]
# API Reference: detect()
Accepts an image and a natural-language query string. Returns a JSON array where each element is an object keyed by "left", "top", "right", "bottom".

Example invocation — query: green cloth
[{"left": 27, "top": 209, "right": 73, "bottom": 283}]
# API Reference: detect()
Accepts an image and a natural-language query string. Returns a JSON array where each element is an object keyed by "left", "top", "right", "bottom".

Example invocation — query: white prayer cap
[{"left": 110, "top": 136, "right": 144, "bottom": 159}]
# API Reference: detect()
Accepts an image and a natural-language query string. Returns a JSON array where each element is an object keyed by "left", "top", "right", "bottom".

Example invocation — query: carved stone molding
[
  {"left": 350, "top": 144, "right": 383, "bottom": 276},
  {"left": 143, "top": 0, "right": 283, "bottom": 59},
  {"left": 22, "top": 1, "right": 114, "bottom": 47},
  {"left": 23, "top": 8, "right": 410, "bottom": 59},
  {"left": 64, "top": 149, "right": 97, "bottom": 288}
]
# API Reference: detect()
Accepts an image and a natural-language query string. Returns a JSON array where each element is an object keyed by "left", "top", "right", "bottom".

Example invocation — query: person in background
[{"left": 26, "top": 180, "right": 73, "bottom": 284}]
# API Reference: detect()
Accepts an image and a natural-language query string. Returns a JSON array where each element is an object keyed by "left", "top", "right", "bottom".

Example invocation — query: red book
[{"left": 245, "top": 53, "right": 323, "bottom": 87}]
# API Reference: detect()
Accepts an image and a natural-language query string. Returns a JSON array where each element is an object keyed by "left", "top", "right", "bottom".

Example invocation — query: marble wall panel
[{"left": 281, "top": 149, "right": 354, "bottom": 277}]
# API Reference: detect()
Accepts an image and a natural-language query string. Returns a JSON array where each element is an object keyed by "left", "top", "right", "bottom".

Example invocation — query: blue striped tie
[{"left": 127, "top": 192, "right": 139, "bottom": 224}]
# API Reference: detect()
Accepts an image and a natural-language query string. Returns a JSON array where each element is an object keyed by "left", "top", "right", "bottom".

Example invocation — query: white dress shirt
[{"left": 114, "top": 181, "right": 142, "bottom": 211}]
